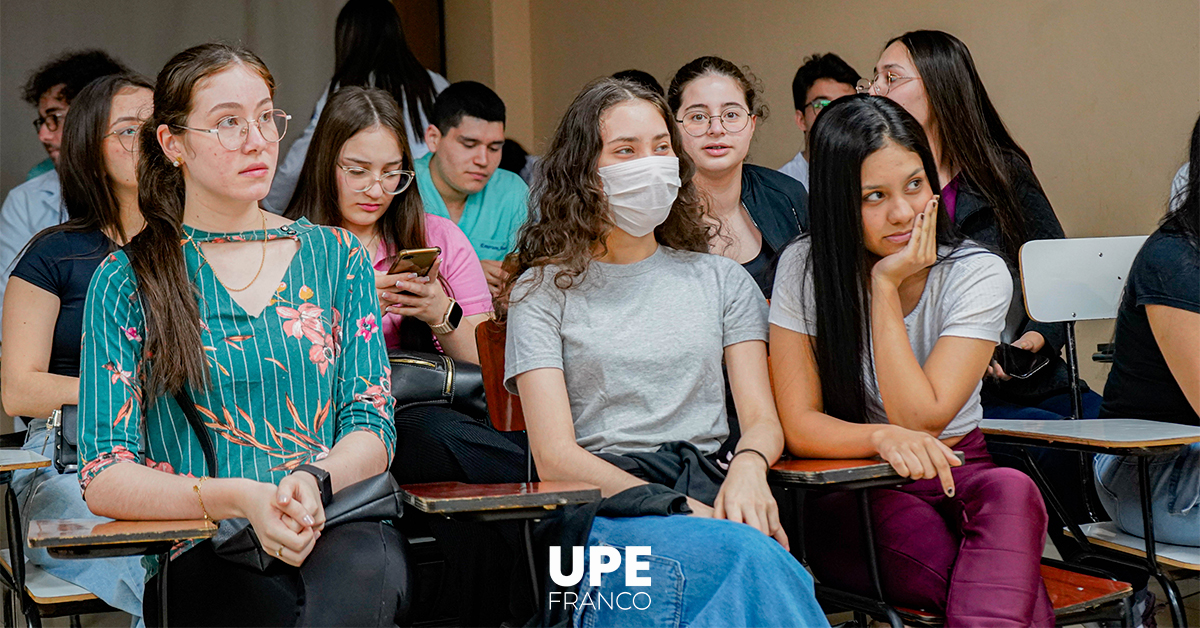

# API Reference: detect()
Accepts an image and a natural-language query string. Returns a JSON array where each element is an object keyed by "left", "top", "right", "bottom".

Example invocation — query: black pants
[
  {"left": 393, "top": 405, "right": 533, "bottom": 625},
  {"left": 144, "top": 521, "right": 410, "bottom": 627}
]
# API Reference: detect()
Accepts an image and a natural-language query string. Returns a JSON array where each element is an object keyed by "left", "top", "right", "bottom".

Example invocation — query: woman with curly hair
[{"left": 498, "top": 77, "right": 825, "bottom": 627}]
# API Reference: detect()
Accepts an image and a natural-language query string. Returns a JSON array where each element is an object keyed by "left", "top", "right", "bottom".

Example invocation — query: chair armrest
[
  {"left": 0, "top": 449, "right": 51, "bottom": 473},
  {"left": 768, "top": 453, "right": 964, "bottom": 491},
  {"left": 399, "top": 481, "right": 600, "bottom": 521},
  {"left": 28, "top": 518, "right": 215, "bottom": 559},
  {"left": 981, "top": 418, "right": 1200, "bottom": 455}
]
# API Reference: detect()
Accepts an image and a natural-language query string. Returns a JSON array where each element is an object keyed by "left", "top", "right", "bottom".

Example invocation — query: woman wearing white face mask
[{"left": 494, "top": 78, "right": 826, "bottom": 627}]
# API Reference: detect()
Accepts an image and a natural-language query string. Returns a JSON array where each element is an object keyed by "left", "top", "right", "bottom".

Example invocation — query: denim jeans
[
  {"left": 1094, "top": 443, "right": 1200, "bottom": 547},
  {"left": 11, "top": 421, "right": 146, "bottom": 627},
  {"left": 567, "top": 514, "right": 828, "bottom": 628}
]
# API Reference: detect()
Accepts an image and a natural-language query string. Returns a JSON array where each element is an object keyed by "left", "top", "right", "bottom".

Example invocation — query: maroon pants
[{"left": 805, "top": 429, "right": 1055, "bottom": 627}]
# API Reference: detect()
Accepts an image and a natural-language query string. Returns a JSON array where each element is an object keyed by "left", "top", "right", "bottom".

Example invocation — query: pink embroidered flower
[
  {"left": 309, "top": 335, "right": 336, "bottom": 376},
  {"left": 122, "top": 327, "right": 142, "bottom": 342},
  {"left": 277, "top": 303, "right": 325, "bottom": 341},
  {"left": 354, "top": 383, "right": 389, "bottom": 414},
  {"left": 355, "top": 314, "right": 378, "bottom": 342}
]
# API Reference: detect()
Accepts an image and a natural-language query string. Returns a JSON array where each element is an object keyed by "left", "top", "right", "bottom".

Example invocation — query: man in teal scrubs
[{"left": 417, "top": 81, "right": 528, "bottom": 294}]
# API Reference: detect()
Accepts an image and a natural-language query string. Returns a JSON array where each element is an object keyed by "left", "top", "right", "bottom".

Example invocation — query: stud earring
[{"left": 173, "top": 158, "right": 183, "bottom": 168}]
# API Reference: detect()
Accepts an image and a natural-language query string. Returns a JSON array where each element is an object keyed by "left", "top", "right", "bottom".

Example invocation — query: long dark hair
[
  {"left": 330, "top": 0, "right": 437, "bottom": 144},
  {"left": 889, "top": 30, "right": 1030, "bottom": 261},
  {"left": 30, "top": 73, "right": 152, "bottom": 251},
  {"left": 1163, "top": 114, "right": 1200, "bottom": 243},
  {"left": 285, "top": 86, "right": 427, "bottom": 256},
  {"left": 500, "top": 78, "right": 710, "bottom": 305},
  {"left": 125, "top": 43, "right": 274, "bottom": 403},
  {"left": 803, "top": 95, "right": 971, "bottom": 423}
]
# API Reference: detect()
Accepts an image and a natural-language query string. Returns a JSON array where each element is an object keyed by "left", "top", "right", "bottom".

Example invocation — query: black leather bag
[
  {"left": 173, "top": 389, "right": 403, "bottom": 572},
  {"left": 389, "top": 349, "right": 488, "bottom": 424},
  {"left": 52, "top": 405, "right": 78, "bottom": 474}
]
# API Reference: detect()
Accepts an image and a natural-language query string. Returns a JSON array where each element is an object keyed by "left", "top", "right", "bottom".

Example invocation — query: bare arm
[
  {"left": 309, "top": 429, "right": 389, "bottom": 492},
  {"left": 515, "top": 368, "right": 647, "bottom": 497},
  {"left": 381, "top": 258, "right": 487, "bottom": 364},
  {"left": 769, "top": 323, "right": 961, "bottom": 494},
  {"left": 717, "top": 339, "right": 788, "bottom": 546},
  {"left": 1147, "top": 304, "right": 1200, "bottom": 415},
  {"left": 1, "top": 278, "right": 78, "bottom": 417}
]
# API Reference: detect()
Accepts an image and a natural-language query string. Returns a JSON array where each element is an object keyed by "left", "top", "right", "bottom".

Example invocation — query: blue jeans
[
  {"left": 11, "top": 421, "right": 146, "bottom": 627},
  {"left": 1094, "top": 444, "right": 1200, "bottom": 547},
  {"left": 567, "top": 515, "right": 828, "bottom": 628}
]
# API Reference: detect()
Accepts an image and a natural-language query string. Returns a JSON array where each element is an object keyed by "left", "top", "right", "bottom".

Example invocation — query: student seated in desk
[
  {"left": 1094, "top": 115, "right": 1200, "bottom": 548},
  {"left": 2, "top": 72, "right": 152, "bottom": 627},
  {"left": 768, "top": 94, "right": 1053, "bottom": 626},
  {"left": 501, "top": 77, "right": 827, "bottom": 627}
]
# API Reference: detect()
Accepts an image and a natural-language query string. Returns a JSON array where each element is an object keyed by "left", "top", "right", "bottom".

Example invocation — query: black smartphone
[
  {"left": 388, "top": 247, "right": 441, "bottom": 276},
  {"left": 993, "top": 343, "right": 1050, "bottom": 380}
]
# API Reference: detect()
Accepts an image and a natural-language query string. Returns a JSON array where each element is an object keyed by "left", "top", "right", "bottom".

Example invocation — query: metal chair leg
[
  {"left": 1136, "top": 457, "right": 1186, "bottom": 628},
  {"left": 857, "top": 490, "right": 904, "bottom": 628},
  {"left": 158, "top": 551, "right": 170, "bottom": 628},
  {"left": 523, "top": 519, "right": 540, "bottom": 608}
]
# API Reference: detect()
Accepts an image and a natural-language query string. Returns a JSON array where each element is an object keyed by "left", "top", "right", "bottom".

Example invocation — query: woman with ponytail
[{"left": 77, "top": 43, "right": 408, "bottom": 626}]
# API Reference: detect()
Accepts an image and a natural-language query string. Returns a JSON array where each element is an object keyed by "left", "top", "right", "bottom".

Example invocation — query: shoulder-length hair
[
  {"left": 125, "top": 42, "right": 274, "bottom": 403},
  {"left": 499, "top": 78, "right": 710, "bottom": 307},
  {"left": 331, "top": 0, "right": 437, "bottom": 144},
  {"left": 889, "top": 29, "right": 1030, "bottom": 261},
  {"left": 285, "top": 85, "right": 426, "bottom": 256},
  {"left": 31, "top": 72, "right": 152, "bottom": 251},
  {"left": 802, "top": 94, "right": 973, "bottom": 423}
]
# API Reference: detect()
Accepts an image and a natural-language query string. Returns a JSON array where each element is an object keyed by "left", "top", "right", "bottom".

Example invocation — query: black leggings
[{"left": 144, "top": 521, "right": 410, "bottom": 627}]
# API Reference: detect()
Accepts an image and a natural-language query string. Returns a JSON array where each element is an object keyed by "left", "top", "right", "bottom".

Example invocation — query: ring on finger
[{"left": 276, "top": 547, "right": 283, "bottom": 558}]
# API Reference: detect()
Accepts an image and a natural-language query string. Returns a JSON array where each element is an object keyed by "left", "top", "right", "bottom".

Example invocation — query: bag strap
[
  {"left": 174, "top": 389, "right": 218, "bottom": 478},
  {"left": 128, "top": 264, "right": 219, "bottom": 478}
]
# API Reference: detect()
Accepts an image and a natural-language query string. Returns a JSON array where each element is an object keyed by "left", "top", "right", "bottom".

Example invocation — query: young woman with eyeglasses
[
  {"left": 666, "top": 56, "right": 808, "bottom": 298},
  {"left": 769, "top": 94, "right": 1053, "bottom": 626},
  {"left": 286, "top": 86, "right": 491, "bottom": 364},
  {"left": 2, "top": 72, "right": 152, "bottom": 625},
  {"left": 76, "top": 43, "right": 408, "bottom": 625}
]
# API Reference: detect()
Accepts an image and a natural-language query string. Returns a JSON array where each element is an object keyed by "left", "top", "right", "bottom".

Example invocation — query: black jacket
[
  {"left": 955, "top": 156, "right": 1078, "bottom": 403},
  {"left": 739, "top": 164, "right": 808, "bottom": 296}
]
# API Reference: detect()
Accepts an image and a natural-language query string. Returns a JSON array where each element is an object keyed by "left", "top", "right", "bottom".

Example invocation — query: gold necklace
[{"left": 192, "top": 211, "right": 268, "bottom": 292}]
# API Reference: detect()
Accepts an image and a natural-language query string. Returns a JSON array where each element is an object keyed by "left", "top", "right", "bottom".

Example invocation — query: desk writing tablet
[
  {"left": 769, "top": 452, "right": 966, "bottom": 486},
  {"left": 981, "top": 419, "right": 1200, "bottom": 450},
  {"left": 28, "top": 518, "right": 215, "bottom": 550},
  {"left": 399, "top": 481, "right": 600, "bottom": 514},
  {"left": 0, "top": 449, "right": 52, "bottom": 472}
]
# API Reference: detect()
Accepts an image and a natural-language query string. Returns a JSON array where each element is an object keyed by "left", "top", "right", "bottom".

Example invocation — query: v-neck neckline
[{"left": 184, "top": 218, "right": 313, "bottom": 319}]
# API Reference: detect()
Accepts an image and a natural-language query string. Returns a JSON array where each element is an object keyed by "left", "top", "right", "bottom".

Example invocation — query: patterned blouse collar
[{"left": 183, "top": 216, "right": 316, "bottom": 244}]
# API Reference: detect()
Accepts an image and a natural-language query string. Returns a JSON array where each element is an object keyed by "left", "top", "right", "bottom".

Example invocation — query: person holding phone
[
  {"left": 286, "top": 86, "right": 492, "bottom": 364},
  {"left": 768, "top": 95, "right": 1052, "bottom": 625}
]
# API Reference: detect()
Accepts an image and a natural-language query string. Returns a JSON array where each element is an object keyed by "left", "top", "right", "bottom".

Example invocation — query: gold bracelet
[{"left": 193, "top": 476, "right": 212, "bottom": 524}]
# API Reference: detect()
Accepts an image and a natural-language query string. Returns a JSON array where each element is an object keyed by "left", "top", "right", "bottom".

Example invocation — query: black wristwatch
[{"left": 293, "top": 464, "right": 332, "bottom": 507}]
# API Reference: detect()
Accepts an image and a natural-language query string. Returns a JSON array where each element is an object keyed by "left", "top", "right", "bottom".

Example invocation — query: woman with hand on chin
[
  {"left": 667, "top": 56, "right": 808, "bottom": 297},
  {"left": 78, "top": 43, "right": 408, "bottom": 626},
  {"left": 769, "top": 95, "right": 1052, "bottom": 626},
  {"left": 286, "top": 85, "right": 491, "bottom": 363},
  {"left": 500, "top": 77, "right": 826, "bottom": 627}
]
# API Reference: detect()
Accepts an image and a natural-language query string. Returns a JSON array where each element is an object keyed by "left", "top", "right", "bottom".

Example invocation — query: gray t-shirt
[
  {"left": 769, "top": 238, "right": 1012, "bottom": 438},
  {"left": 505, "top": 246, "right": 768, "bottom": 455}
]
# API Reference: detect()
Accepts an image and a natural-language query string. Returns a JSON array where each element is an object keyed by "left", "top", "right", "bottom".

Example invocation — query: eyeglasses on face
[
  {"left": 32, "top": 111, "right": 66, "bottom": 133},
  {"left": 103, "top": 123, "right": 145, "bottom": 153},
  {"left": 675, "top": 107, "right": 752, "bottom": 137},
  {"left": 174, "top": 109, "right": 291, "bottom": 151},
  {"left": 856, "top": 72, "right": 921, "bottom": 97},
  {"left": 338, "top": 164, "right": 416, "bottom": 195},
  {"left": 805, "top": 98, "right": 834, "bottom": 114}
]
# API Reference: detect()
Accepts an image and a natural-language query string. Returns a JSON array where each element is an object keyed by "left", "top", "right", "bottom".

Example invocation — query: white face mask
[{"left": 597, "top": 155, "right": 681, "bottom": 237}]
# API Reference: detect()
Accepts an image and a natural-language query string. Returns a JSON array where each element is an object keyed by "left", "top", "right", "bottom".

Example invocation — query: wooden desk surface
[
  {"left": 769, "top": 453, "right": 965, "bottom": 487},
  {"left": 28, "top": 518, "right": 215, "bottom": 550},
  {"left": 400, "top": 481, "right": 600, "bottom": 515},
  {"left": 981, "top": 419, "right": 1200, "bottom": 450},
  {"left": 0, "top": 449, "right": 51, "bottom": 472}
]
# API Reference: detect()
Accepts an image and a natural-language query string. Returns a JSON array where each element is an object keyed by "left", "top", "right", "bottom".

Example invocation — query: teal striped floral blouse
[{"left": 78, "top": 218, "right": 395, "bottom": 495}]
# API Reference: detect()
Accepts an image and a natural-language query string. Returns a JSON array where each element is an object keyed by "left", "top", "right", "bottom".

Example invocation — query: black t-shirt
[
  {"left": 10, "top": 229, "right": 114, "bottom": 378},
  {"left": 741, "top": 237, "right": 776, "bottom": 298},
  {"left": 1100, "top": 228, "right": 1199, "bottom": 426}
]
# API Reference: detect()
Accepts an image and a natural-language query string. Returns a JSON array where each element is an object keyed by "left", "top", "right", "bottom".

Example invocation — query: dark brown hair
[
  {"left": 666, "top": 56, "right": 768, "bottom": 120},
  {"left": 888, "top": 30, "right": 1030, "bottom": 260},
  {"left": 499, "top": 78, "right": 710, "bottom": 308},
  {"left": 29, "top": 73, "right": 152, "bottom": 251},
  {"left": 285, "top": 85, "right": 427, "bottom": 257},
  {"left": 125, "top": 43, "right": 274, "bottom": 402}
]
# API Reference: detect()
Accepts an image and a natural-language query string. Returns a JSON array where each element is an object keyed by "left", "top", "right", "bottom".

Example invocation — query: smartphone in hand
[
  {"left": 992, "top": 343, "right": 1051, "bottom": 380},
  {"left": 388, "top": 247, "right": 441, "bottom": 276}
]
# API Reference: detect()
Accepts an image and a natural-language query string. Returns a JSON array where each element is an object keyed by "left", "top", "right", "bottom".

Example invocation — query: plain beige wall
[{"left": 455, "top": 0, "right": 1200, "bottom": 388}]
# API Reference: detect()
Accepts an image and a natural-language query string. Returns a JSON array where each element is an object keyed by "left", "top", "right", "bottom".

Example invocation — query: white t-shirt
[
  {"left": 778, "top": 148, "right": 809, "bottom": 190},
  {"left": 768, "top": 238, "right": 1012, "bottom": 438}
]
